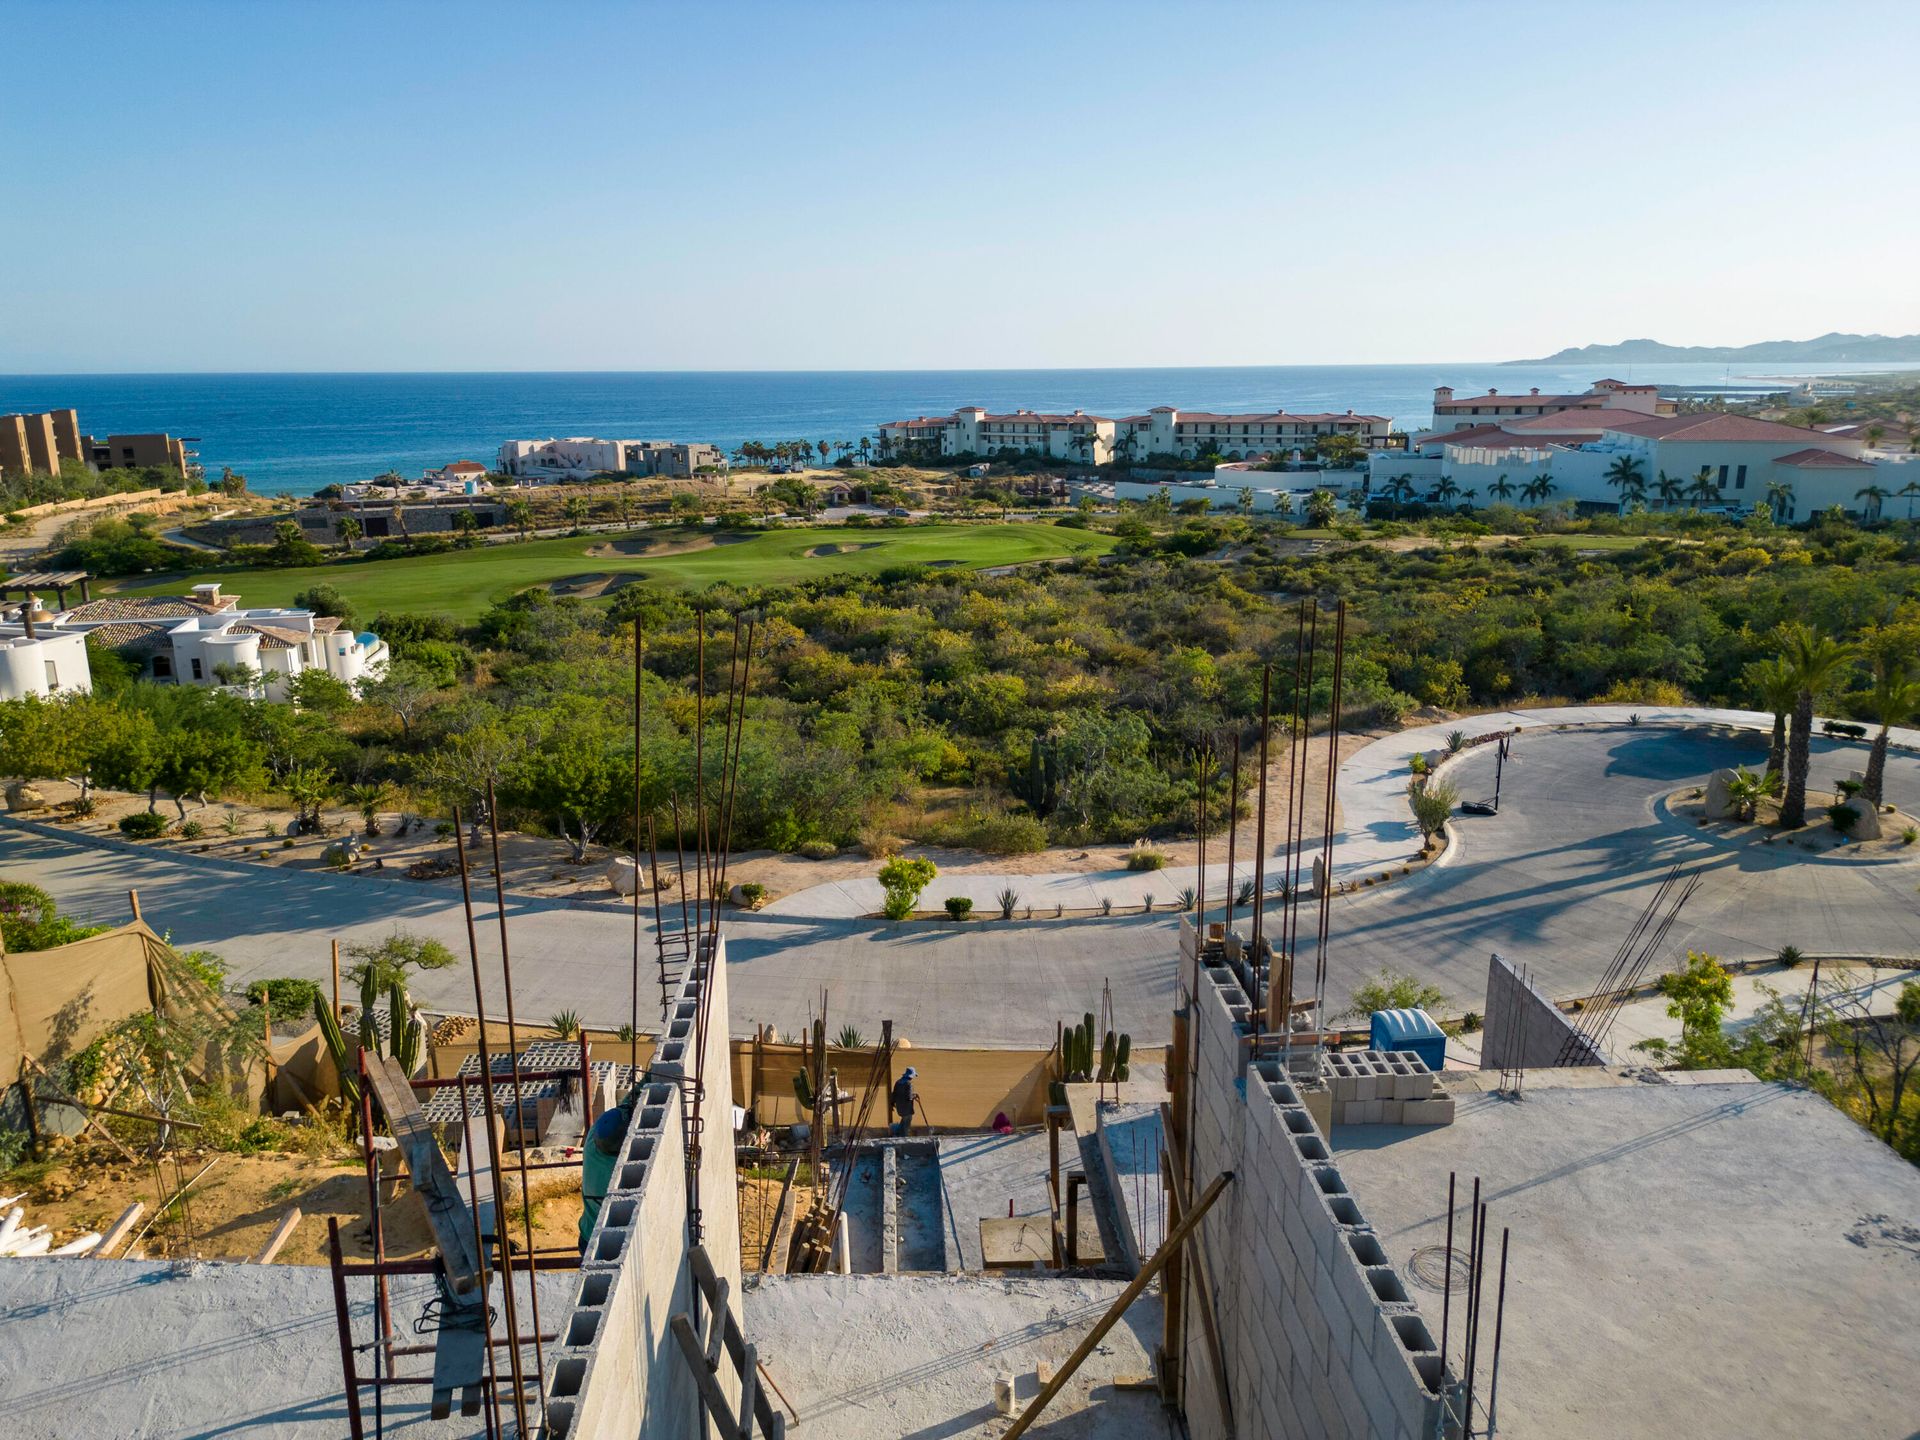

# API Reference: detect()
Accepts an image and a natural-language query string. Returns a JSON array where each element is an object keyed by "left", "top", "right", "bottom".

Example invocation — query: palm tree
[
  {"left": 1655, "top": 471, "right": 1684, "bottom": 510},
  {"left": 1743, "top": 655, "right": 1798, "bottom": 778},
  {"left": 1854, "top": 484, "right": 1889, "bottom": 522},
  {"left": 1762, "top": 480, "right": 1795, "bottom": 523},
  {"left": 1686, "top": 468, "right": 1720, "bottom": 506},
  {"left": 336, "top": 515, "right": 362, "bottom": 553},
  {"left": 1777, "top": 623, "right": 1857, "bottom": 829},
  {"left": 1488, "top": 473, "right": 1517, "bottom": 503},
  {"left": 1384, "top": 474, "right": 1416, "bottom": 517},
  {"left": 1521, "top": 473, "right": 1556, "bottom": 505},
  {"left": 1433, "top": 476, "right": 1460, "bottom": 508},
  {"left": 856, "top": 436, "right": 872, "bottom": 464},
  {"left": 1603, "top": 455, "right": 1646, "bottom": 506},
  {"left": 505, "top": 496, "right": 533, "bottom": 539},
  {"left": 390, "top": 503, "right": 411, "bottom": 542},
  {"left": 1458, "top": 487, "right": 1478, "bottom": 511},
  {"left": 1859, "top": 656, "right": 1920, "bottom": 805}
]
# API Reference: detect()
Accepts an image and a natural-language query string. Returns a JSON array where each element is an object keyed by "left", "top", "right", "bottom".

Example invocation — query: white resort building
[
  {"left": 497, "top": 437, "right": 726, "bottom": 481},
  {"left": 1370, "top": 380, "right": 1916, "bottom": 520},
  {"left": 879, "top": 405, "right": 1395, "bottom": 464},
  {"left": 0, "top": 582, "right": 388, "bottom": 702}
]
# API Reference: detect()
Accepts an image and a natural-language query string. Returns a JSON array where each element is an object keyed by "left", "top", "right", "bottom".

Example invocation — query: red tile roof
[
  {"left": 1416, "top": 424, "right": 1507, "bottom": 449},
  {"left": 1499, "top": 411, "right": 1624, "bottom": 434},
  {"left": 1772, "top": 447, "right": 1875, "bottom": 470},
  {"left": 1436, "top": 390, "right": 1591, "bottom": 411},
  {"left": 442, "top": 460, "right": 487, "bottom": 473},
  {"left": 1600, "top": 414, "right": 1849, "bottom": 445}
]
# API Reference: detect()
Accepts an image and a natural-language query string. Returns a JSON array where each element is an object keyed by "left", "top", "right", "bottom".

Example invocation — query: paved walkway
[{"left": 762, "top": 706, "right": 1920, "bottom": 919}]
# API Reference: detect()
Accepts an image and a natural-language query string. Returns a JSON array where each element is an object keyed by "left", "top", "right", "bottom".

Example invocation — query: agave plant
[
  {"left": 549, "top": 1009, "right": 581, "bottom": 1041},
  {"left": 997, "top": 887, "right": 1020, "bottom": 920}
]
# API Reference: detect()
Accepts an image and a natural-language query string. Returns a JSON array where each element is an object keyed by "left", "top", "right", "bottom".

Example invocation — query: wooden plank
[
  {"left": 689, "top": 1245, "right": 785, "bottom": 1436},
  {"left": 364, "top": 1054, "right": 482, "bottom": 1294},
  {"left": 430, "top": 1310, "right": 489, "bottom": 1421},
  {"left": 761, "top": 1158, "right": 799, "bottom": 1274},
  {"left": 706, "top": 1275, "right": 730, "bottom": 1367},
  {"left": 671, "top": 1313, "right": 746, "bottom": 1440},
  {"left": 460, "top": 1109, "right": 496, "bottom": 1245},
  {"left": 251, "top": 1207, "right": 302, "bottom": 1264},
  {"left": 97, "top": 1202, "right": 144, "bottom": 1257},
  {"left": 738, "top": 1341, "right": 759, "bottom": 1439}
]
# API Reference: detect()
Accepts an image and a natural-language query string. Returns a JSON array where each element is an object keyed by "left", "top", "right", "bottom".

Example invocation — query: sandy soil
[{"left": 10, "top": 1137, "right": 586, "bottom": 1266}]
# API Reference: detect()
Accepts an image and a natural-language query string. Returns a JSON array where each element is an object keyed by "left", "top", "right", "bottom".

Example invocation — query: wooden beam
[
  {"left": 1003, "top": 1170, "right": 1235, "bottom": 1440},
  {"left": 97, "top": 1202, "right": 144, "bottom": 1257},
  {"left": 690, "top": 1244, "right": 786, "bottom": 1436},
  {"left": 671, "top": 1314, "right": 746, "bottom": 1440},
  {"left": 1161, "top": 1126, "right": 1234, "bottom": 1435},
  {"left": 251, "top": 1207, "right": 302, "bottom": 1264},
  {"left": 363, "top": 1053, "right": 482, "bottom": 1294}
]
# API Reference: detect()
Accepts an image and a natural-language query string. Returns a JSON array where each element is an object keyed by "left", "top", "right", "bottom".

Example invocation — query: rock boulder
[{"left": 1703, "top": 768, "right": 1739, "bottom": 820}]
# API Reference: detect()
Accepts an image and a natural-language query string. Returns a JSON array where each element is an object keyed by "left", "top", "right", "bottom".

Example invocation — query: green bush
[
  {"left": 878, "top": 856, "right": 937, "bottom": 921},
  {"left": 1125, "top": 848, "right": 1167, "bottom": 872},
  {"left": 738, "top": 882, "right": 767, "bottom": 907},
  {"left": 119, "top": 810, "right": 170, "bottom": 839},
  {"left": 179, "top": 819, "right": 205, "bottom": 840},
  {"left": 933, "top": 808, "right": 1048, "bottom": 856},
  {"left": 247, "top": 976, "right": 323, "bottom": 1023},
  {"left": 944, "top": 895, "right": 973, "bottom": 921},
  {"left": 1902, "top": 826, "right": 1918, "bottom": 846},
  {"left": 798, "top": 839, "right": 839, "bottom": 860},
  {"left": 1827, "top": 802, "right": 1858, "bottom": 834},
  {"left": 1341, "top": 966, "right": 1447, "bottom": 1022}
]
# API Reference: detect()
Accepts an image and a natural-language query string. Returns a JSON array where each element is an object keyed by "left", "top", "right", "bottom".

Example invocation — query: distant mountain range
[{"left": 1504, "top": 332, "right": 1920, "bottom": 366}]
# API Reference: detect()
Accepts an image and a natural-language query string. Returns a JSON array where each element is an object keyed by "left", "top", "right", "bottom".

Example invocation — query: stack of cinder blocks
[{"left": 1322, "top": 1050, "right": 1454, "bottom": 1127}]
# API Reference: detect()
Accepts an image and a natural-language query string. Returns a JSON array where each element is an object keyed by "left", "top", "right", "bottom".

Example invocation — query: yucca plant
[
  {"left": 550, "top": 1009, "right": 582, "bottom": 1041},
  {"left": 997, "top": 887, "right": 1019, "bottom": 920}
]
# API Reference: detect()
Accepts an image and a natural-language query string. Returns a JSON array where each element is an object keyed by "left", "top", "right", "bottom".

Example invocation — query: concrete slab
[
  {"left": 0, "top": 1255, "right": 570, "bottom": 1440},
  {"left": 742, "top": 1274, "right": 1171, "bottom": 1439},
  {"left": 1336, "top": 1079, "right": 1920, "bottom": 1440}
]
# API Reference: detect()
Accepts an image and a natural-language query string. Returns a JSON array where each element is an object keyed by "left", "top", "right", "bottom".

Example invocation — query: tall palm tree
[
  {"left": 1687, "top": 468, "right": 1720, "bottom": 506},
  {"left": 1603, "top": 455, "right": 1646, "bottom": 505},
  {"left": 1859, "top": 656, "right": 1920, "bottom": 805},
  {"left": 1777, "top": 623, "right": 1857, "bottom": 829},
  {"left": 505, "top": 496, "right": 533, "bottom": 539},
  {"left": 336, "top": 515, "right": 362, "bottom": 553},
  {"left": 1458, "top": 487, "right": 1478, "bottom": 511},
  {"left": 1384, "top": 474, "right": 1416, "bottom": 517},
  {"left": 1488, "top": 473, "right": 1517, "bottom": 503},
  {"left": 1743, "top": 655, "right": 1798, "bottom": 778},
  {"left": 1655, "top": 471, "right": 1684, "bottom": 510},
  {"left": 1433, "top": 476, "right": 1460, "bottom": 508},
  {"left": 1854, "top": 484, "right": 1889, "bottom": 522},
  {"left": 1762, "top": 479, "right": 1795, "bottom": 523},
  {"left": 1521, "top": 473, "right": 1556, "bottom": 505}
]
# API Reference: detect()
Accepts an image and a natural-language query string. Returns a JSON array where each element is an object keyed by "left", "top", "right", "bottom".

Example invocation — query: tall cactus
[{"left": 314, "top": 991, "right": 364, "bottom": 1137}]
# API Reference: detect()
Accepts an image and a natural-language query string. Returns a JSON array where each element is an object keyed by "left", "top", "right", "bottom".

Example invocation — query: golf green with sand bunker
[{"left": 108, "top": 522, "right": 1116, "bottom": 621}]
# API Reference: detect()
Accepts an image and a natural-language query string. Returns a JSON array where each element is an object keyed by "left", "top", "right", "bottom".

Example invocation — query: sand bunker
[
  {"left": 548, "top": 572, "right": 648, "bottom": 599},
  {"left": 584, "top": 530, "right": 746, "bottom": 559},
  {"left": 806, "top": 541, "right": 884, "bottom": 557}
]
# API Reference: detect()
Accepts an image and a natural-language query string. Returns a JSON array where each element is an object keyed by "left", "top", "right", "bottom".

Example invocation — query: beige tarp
[{"left": 0, "top": 921, "right": 182, "bottom": 1080}]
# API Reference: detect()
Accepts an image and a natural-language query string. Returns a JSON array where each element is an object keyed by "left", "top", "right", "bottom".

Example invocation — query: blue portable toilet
[{"left": 1370, "top": 1008, "right": 1446, "bottom": 1072}]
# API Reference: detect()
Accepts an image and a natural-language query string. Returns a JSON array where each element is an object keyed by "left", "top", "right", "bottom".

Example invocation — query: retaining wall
[
  {"left": 1182, "top": 942, "right": 1446, "bottom": 1440},
  {"left": 1480, "top": 953, "right": 1604, "bottom": 1070},
  {"left": 538, "top": 940, "right": 742, "bottom": 1439}
]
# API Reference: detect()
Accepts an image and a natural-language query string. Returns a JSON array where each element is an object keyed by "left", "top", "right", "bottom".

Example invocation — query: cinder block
[
  {"left": 1350, "top": 1099, "right": 1384, "bottom": 1124},
  {"left": 1378, "top": 1099, "right": 1404, "bottom": 1125},
  {"left": 1401, "top": 1096, "right": 1456, "bottom": 1126},
  {"left": 1352, "top": 1073, "right": 1380, "bottom": 1103}
]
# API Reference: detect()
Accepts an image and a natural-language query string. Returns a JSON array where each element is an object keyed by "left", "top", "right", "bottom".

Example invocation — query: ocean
[{"left": 0, "top": 363, "right": 1907, "bottom": 498}]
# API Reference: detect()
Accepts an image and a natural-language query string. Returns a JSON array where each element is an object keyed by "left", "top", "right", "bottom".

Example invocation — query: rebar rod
[
  {"left": 1313, "top": 600, "right": 1347, "bottom": 1005},
  {"left": 484, "top": 780, "right": 548, "bottom": 1417},
  {"left": 1487, "top": 1227, "right": 1511, "bottom": 1436},
  {"left": 451, "top": 812, "right": 530, "bottom": 1436},
  {"left": 1222, "top": 735, "right": 1242, "bottom": 936},
  {"left": 457, "top": 1071, "right": 505, "bottom": 1440},
  {"left": 693, "top": 615, "right": 707, "bottom": 941},
  {"left": 1194, "top": 741, "right": 1208, "bottom": 933},
  {"left": 632, "top": 623, "right": 645, "bottom": 1073},
  {"left": 1282, "top": 601, "right": 1319, "bottom": 1008},
  {"left": 1440, "top": 1171, "right": 1456, "bottom": 1367},
  {"left": 1249, "top": 665, "right": 1273, "bottom": 1013}
]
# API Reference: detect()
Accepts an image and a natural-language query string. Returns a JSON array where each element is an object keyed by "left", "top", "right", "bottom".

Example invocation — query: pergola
[{"left": 1, "top": 570, "right": 92, "bottom": 609}]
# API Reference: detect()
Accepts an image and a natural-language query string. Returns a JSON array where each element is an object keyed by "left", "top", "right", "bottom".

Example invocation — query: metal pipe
[
  {"left": 486, "top": 781, "right": 548, "bottom": 1418},
  {"left": 451, "top": 811, "right": 530, "bottom": 1437}
]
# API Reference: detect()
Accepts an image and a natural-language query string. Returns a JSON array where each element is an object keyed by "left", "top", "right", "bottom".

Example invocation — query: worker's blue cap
[{"left": 903, "top": 1067, "right": 917, "bottom": 1078}]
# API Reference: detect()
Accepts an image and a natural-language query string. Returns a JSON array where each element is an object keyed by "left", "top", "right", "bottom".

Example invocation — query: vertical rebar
[
  {"left": 1222, "top": 734, "right": 1242, "bottom": 937},
  {"left": 457, "top": 1072, "right": 504, "bottom": 1440},
  {"left": 451, "top": 811, "right": 530, "bottom": 1437},
  {"left": 1440, "top": 1171, "right": 1456, "bottom": 1368},
  {"left": 1249, "top": 665, "right": 1273, "bottom": 1014},
  {"left": 632, "top": 622, "right": 645, "bottom": 1073},
  {"left": 485, "top": 779, "right": 547, "bottom": 1416},
  {"left": 1194, "top": 740, "right": 1208, "bottom": 936},
  {"left": 693, "top": 615, "right": 707, "bottom": 940},
  {"left": 1314, "top": 600, "right": 1346, "bottom": 1006},
  {"left": 1463, "top": 1196, "right": 1488, "bottom": 1438},
  {"left": 1487, "top": 1227, "right": 1511, "bottom": 1436}
]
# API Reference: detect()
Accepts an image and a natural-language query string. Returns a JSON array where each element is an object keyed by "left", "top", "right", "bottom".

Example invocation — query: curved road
[{"left": 3, "top": 722, "right": 1914, "bottom": 1046}]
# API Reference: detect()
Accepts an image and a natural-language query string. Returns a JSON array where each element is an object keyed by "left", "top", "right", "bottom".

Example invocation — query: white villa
[
  {"left": 497, "top": 438, "right": 726, "bottom": 481},
  {"left": 1370, "top": 381, "right": 1917, "bottom": 520},
  {"left": 879, "top": 405, "right": 1394, "bottom": 465},
  {"left": 0, "top": 582, "right": 388, "bottom": 702}
]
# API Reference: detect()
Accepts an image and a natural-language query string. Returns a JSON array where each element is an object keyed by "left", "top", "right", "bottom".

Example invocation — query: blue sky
[{"left": 3, "top": 0, "right": 1916, "bottom": 372}]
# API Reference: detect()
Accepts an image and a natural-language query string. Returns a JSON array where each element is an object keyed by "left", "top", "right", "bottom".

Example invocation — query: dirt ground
[{"left": 7, "top": 1137, "right": 586, "bottom": 1266}]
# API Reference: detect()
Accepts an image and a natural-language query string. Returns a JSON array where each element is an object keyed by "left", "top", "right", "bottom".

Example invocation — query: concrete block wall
[
  {"left": 539, "top": 939, "right": 744, "bottom": 1440},
  {"left": 1481, "top": 953, "right": 1604, "bottom": 1070},
  {"left": 1182, "top": 958, "right": 1446, "bottom": 1440}
]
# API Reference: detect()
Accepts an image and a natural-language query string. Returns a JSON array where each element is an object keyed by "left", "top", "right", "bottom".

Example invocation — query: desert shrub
[
  {"left": 119, "top": 810, "right": 170, "bottom": 839},
  {"left": 1342, "top": 967, "right": 1447, "bottom": 1022},
  {"left": 933, "top": 808, "right": 1047, "bottom": 856},
  {"left": 878, "top": 856, "right": 937, "bottom": 920},
  {"left": 738, "top": 882, "right": 767, "bottom": 907},
  {"left": 1827, "top": 803, "right": 1858, "bottom": 834},
  {"left": 1902, "top": 827, "right": 1918, "bottom": 846},
  {"left": 1126, "top": 848, "right": 1167, "bottom": 872},
  {"left": 944, "top": 895, "right": 973, "bottom": 921}
]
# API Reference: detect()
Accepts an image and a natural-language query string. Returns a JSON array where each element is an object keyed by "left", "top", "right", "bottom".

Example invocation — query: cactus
[
  {"left": 1100, "top": 1029, "right": 1116, "bottom": 1080},
  {"left": 1058, "top": 1013, "right": 1132, "bottom": 1085},
  {"left": 389, "top": 981, "right": 423, "bottom": 1077},
  {"left": 793, "top": 1070, "right": 815, "bottom": 1112},
  {"left": 1020, "top": 736, "right": 1061, "bottom": 818},
  {"left": 313, "top": 992, "right": 364, "bottom": 1137}
]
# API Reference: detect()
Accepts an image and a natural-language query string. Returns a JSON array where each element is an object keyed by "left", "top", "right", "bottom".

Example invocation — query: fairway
[{"left": 110, "top": 523, "right": 1116, "bottom": 621}]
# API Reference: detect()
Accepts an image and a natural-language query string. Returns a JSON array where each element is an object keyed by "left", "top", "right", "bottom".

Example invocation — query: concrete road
[
  {"left": 1326, "top": 725, "right": 1920, "bottom": 1012},
  {"left": 0, "top": 824, "right": 1176, "bottom": 1048},
  {"left": 4, "top": 725, "right": 1915, "bottom": 1045}
]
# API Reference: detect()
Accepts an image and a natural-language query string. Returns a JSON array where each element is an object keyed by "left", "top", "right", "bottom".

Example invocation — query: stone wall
[
  {"left": 1480, "top": 953, "right": 1604, "bottom": 1070},
  {"left": 1180, "top": 936, "right": 1446, "bottom": 1440},
  {"left": 539, "top": 940, "right": 743, "bottom": 1440}
]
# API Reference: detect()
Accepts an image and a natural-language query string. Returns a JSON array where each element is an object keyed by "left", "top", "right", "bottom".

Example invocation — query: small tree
[
  {"left": 336, "top": 515, "right": 363, "bottom": 552},
  {"left": 1406, "top": 777, "right": 1458, "bottom": 847},
  {"left": 1632, "top": 950, "right": 1736, "bottom": 1070},
  {"left": 877, "top": 856, "right": 937, "bottom": 921},
  {"left": 1341, "top": 967, "right": 1447, "bottom": 1022},
  {"left": 1305, "top": 489, "right": 1338, "bottom": 528}
]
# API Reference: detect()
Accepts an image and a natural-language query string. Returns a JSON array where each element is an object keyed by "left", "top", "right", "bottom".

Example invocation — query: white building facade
[
  {"left": 879, "top": 405, "right": 1394, "bottom": 465},
  {"left": 497, "top": 438, "right": 726, "bottom": 481}
]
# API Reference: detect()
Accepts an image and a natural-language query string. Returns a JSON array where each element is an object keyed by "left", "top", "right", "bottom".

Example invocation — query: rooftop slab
[
  {"left": 1336, "top": 1075, "right": 1920, "bottom": 1440},
  {"left": 0, "top": 1255, "right": 569, "bottom": 1439},
  {"left": 742, "top": 1273, "right": 1167, "bottom": 1438}
]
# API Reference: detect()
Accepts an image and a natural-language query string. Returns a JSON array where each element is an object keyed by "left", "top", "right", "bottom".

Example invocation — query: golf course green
[{"left": 110, "top": 522, "right": 1117, "bottom": 621}]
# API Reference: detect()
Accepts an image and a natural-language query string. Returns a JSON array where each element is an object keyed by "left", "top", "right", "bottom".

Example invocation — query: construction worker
[
  {"left": 889, "top": 1066, "right": 917, "bottom": 1136},
  {"left": 579, "top": 1082, "right": 642, "bottom": 1251}
]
